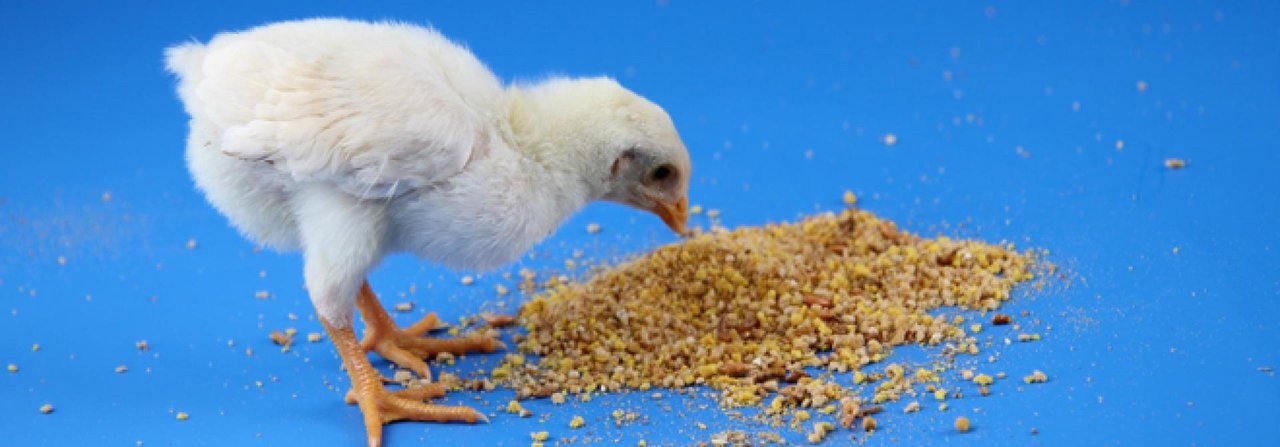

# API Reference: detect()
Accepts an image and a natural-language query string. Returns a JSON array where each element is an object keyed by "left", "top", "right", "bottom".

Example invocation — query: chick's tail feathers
[
  {"left": 164, "top": 41, "right": 209, "bottom": 115},
  {"left": 165, "top": 41, "right": 207, "bottom": 77}
]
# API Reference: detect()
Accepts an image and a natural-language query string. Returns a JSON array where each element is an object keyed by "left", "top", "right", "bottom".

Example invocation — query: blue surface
[{"left": 3, "top": 1, "right": 1278, "bottom": 445}]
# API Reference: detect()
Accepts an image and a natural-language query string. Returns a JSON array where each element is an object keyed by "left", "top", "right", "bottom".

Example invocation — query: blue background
[{"left": 2, "top": 1, "right": 1278, "bottom": 445}]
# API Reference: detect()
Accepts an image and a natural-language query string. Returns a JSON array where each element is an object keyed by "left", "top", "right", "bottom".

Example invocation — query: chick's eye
[{"left": 651, "top": 164, "right": 674, "bottom": 181}]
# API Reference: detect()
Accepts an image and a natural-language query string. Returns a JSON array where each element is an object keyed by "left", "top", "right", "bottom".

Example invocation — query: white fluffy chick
[{"left": 166, "top": 18, "right": 690, "bottom": 447}]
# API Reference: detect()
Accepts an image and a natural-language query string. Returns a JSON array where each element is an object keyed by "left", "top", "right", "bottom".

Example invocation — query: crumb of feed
[
  {"left": 485, "top": 314, "right": 517, "bottom": 328},
  {"left": 40, "top": 404, "right": 54, "bottom": 414},
  {"left": 1164, "top": 158, "right": 1186, "bottom": 169},
  {"left": 1023, "top": 370, "right": 1049, "bottom": 384},
  {"left": 460, "top": 275, "right": 475, "bottom": 286},
  {"left": 882, "top": 133, "right": 898, "bottom": 146},
  {"left": 268, "top": 331, "right": 292, "bottom": 347},
  {"left": 176, "top": 412, "right": 189, "bottom": 421},
  {"left": 843, "top": 190, "right": 858, "bottom": 206},
  {"left": 393, "top": 302, "right": 414, "bottom": 312},
  {"left": 586, "top": 223, "right": 602, "bottom": 234},
  {"left": 569, "top": 415, "right": 585, "bottom": 429},
  {"left": 955, "top": 416, "right": 970, "bottom": 432},
  {"left": 491, "top": 208, "right": 1047, "bottom": 433},
  {"left": 185, "top": 239, "right": 197, "bottom": 250},
  {"left": 861, "top": 416, "right": 877, "bottom": 432}
]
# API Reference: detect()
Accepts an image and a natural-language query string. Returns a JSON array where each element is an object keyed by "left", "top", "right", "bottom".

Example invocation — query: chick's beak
[{"left": 650, "top": 195, "right": 689, "bottom": 235}]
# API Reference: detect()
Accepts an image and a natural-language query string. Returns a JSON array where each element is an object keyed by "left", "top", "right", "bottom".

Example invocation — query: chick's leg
[
  {"left": 355, "top": 281, "right": 503, "bottom": 381},
  {"left": 320, "top": 318, "right": 486, "bottom": 447}
]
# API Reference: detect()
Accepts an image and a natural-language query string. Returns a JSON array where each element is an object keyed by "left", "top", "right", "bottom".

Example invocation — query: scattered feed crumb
[
  {"left": 569, "top": 415, "right": 585, "bottom": 429},
  {"left": 882, "top": 133, "right": 898, "bottom": 146},
  {"left": 6, "top": 363, "right": 15, "bottom": 373},
  {"left": 393, "top": 370, "right": 413, "bottom": 382},
  {"left": 531, "top": 431, "right": 549, "bottom": 442},
  {"left": 176, "top": 412, "right": 189, "bottom": 421},
  {"left": 57, "top": 256, "right": 67, "bottom": 265},
  {"left": 1023, "top": 370, "right": 1049, "bottom": 384},
  {"left": 586, "top": 223, "right": 602, "bottom": 234},
  {"left": 806, "top": 422, "right": 835, "bottom": 444},
  {"left": 992, "top": 314, "right": 1012, "bottom": 325},
  {"left": 393, "top": 302, "right": 414, "bottom": 312},
  {"left": 842, "top": 190, "right": 857, "bottom": 206},
  {"left": 101, "top": 191, "right": 112, "bottom": 202},
  {"left": 1164, "top": 158, "right": 1186, "bottom": 170},
  {"left": 904, "top": 401, "right": 920, "bottom": 413},
  {"left": 955, "top": 416, "right": 971, "bottom": 432},
  {"left": 115, "top": 365, "right": 128, "bottom": 374},
  {"left": 135, "top": 340, "right": 149, "bottom": 351},
  {"left": 690, "top": 204, "right": 703, "bottom": 215},
  {"left": 706, "top": 208, "right": 721, "bottom": 218},
  {"left": 185, "top": 239, "right": 198, "bottom": 250},
  {"left": 1136, "top": 80, "right": 1148, "bottom": 92},
  {"left": 861, "top": 416, "right": 877, "bottom": 432},
  {"left": 269, "top": 331, "right": 293, "bottom": 347},
  {"left": 254, "top": 291, "right": 270, "bottom": 299},
  {"left": 485, "top": 314, "right": 517, "bottom": 328},
  {"left": 460, "top": 275, "right": 475, "bottom": 286},
  {"left": 306, "top": 332, "right": 323, "bottom": 343},
  {"left": 40, "top": 404, "right": 54, "bottom": 414}
]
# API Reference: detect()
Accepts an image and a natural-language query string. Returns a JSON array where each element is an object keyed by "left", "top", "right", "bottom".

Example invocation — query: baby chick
[{"left": 166, "top": 18, "right": 690, "bottom": 447}]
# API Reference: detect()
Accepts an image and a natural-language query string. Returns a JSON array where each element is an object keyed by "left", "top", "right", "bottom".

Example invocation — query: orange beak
[{"left": 651, "top": 195, "right": 689, "bottom": 235}]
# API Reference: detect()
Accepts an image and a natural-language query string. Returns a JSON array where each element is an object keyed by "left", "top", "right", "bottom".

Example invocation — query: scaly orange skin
[{"left": 320, "top": 280, "right": 502, "bottom": 447}]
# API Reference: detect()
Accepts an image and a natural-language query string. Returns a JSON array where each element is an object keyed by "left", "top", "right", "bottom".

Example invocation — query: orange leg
[
  {"left": 320, "top": 318, "right": 486, "bottom": 447},
  {"left": 355, "top": 281, "right": 504, "bottom": 381}
]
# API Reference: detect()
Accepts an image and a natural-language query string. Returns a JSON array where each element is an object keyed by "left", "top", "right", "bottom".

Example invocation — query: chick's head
[{"left": 512, "top": 77, "right": 691, "bottom": 234}]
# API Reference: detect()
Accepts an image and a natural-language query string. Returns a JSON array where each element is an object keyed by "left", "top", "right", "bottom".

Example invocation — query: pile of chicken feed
[{"left": 493, "top": 208, "right": 1040, "bottom": 423}]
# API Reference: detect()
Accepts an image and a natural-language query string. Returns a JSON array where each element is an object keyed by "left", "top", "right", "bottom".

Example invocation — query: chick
[{"left": 166, "top": 18, "right": 690, "bottom": 447}]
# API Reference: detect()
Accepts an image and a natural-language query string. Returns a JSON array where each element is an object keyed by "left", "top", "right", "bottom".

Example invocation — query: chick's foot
[
  {"left": 356, "top": 282, "right": 504, "bottom": 381},
  {"left": 322, "top": 318, "right": 485, "bottom": 447}
]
